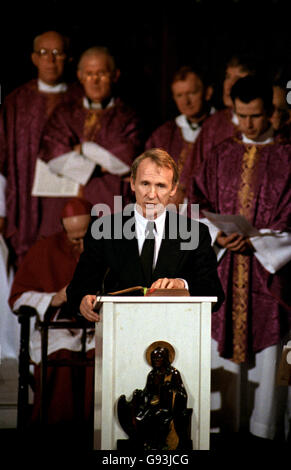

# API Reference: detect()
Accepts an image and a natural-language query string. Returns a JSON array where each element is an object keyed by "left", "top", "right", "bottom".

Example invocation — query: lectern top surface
[{"left": 98, "top": 296, "right": 217, "bottom": 303}]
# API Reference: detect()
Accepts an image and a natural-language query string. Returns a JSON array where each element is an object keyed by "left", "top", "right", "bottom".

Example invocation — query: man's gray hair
[{"left": 77, "top": 46, "right": 116, "bottom": 72}]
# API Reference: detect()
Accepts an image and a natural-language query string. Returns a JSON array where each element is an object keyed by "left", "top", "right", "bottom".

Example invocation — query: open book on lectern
[
  {"left": 92, "top": 286, "right": 190, "bottom": 310},
  {"left": 108, "top": 286, "right": 190, "bottom": 296}
]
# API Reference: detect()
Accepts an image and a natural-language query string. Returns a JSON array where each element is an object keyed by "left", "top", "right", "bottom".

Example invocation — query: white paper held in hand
[
  {"left": 202, "top": 210, "right": 260, "bottom": 237},
  {"left": 48, "top": 151, "right": 96, "bottom": 185},
  {"left": 31, "top": 159, "right": 80, "bottom": 197}
]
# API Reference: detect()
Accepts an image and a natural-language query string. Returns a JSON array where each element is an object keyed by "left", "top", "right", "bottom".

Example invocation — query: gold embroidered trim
[
  {"left": 177, "top": 141, "right": 193, "bottom": 176},
  {"left": 83, "top": 109, "right": 103, "bottom": 141},
  {"left": 237, "top": 145, "right": 259, "bottom": 215},
  {"left": 232, "top": 254, "right": 249, "bottom": 363},
  {"left": 232, "top": 145, "right": 260, "bottom": 363}
]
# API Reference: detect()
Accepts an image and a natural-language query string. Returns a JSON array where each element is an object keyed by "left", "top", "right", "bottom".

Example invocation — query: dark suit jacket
[{"left": 66, "top": 211, "right": 224, "bottom": 313}]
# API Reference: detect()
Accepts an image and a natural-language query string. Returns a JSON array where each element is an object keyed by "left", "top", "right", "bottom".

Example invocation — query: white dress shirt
[
  {"left": 134, "top": 206, "right": 166, "bottom": 268},
  {"left": 134, "top": 206, "right": 188, "bottom": 288}
]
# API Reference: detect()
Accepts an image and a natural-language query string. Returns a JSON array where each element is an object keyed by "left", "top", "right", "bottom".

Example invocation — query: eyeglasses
[
  {"left": 34, "top": 48, "right": 66, "bottom": 59},
  {"left": 83, "top": 71, "right": 111, "bottom": 80}
]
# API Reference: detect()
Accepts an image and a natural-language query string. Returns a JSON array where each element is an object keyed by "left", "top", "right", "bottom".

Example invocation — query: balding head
[
  {"left": 31, "top": 31, "right": 69, "bottom": 85},
  {"left": 77, "top": 46, "right": 116, "bottom": 73},
  {"left": 62, "top": 214, "right": 91, "bottom": 254},
  {"left": 77, "top": 46, "right": 120, "bottom": 103},
  {"left": 33, "top": 31, "right": 69, "bottom": 53}
]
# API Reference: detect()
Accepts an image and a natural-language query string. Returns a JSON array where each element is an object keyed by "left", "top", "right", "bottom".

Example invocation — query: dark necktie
[{"left": 140, "top": 221, "right": 156, "bottom": 286}]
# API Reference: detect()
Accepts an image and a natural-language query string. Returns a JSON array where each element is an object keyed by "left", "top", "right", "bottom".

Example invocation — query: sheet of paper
[
  {"left": 48, "top": 151, "right": 96, "bottom": 185},
  {"left": 0, "top": 234, "right": 9, "bottom": 266},
  {"left": 83, "top": 142, "right": 130, "bottom": 175},
  {"left": 31, "top": 159, "right": 79, "bottom": 197},
  {"left": 202, "top": 210, "right": 260, "bottom": 237}
]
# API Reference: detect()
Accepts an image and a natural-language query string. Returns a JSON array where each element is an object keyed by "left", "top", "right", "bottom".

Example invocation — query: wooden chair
[{"left": 16, "top": 305, "right": 95, "bottom": 431}]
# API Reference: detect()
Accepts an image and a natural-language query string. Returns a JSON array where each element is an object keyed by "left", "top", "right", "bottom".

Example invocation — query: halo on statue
[{"left": 146, "top": 341, "right": 175, "bottom": 366}]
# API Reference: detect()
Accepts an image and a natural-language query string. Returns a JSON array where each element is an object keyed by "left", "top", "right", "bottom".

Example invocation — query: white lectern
[{"left": 94, "top": 296, "right": 217, "bottom": 450}]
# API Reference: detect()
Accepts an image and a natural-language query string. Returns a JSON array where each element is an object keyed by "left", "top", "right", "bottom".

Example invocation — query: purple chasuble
[
  {"left": 0, "top": 79, "right": 82, "bottom": 265},
  {"left": 38, "top": 96, "right": 144, "bottom": 237},
  {"left": 195, "top": 108, "right": 238, "bottom": 163},
  {"left": 193, "top": 134, "right": 291, "bottom": 361},
  {"left": 145, "top": 117, "right": 212, "bottom": 205}
]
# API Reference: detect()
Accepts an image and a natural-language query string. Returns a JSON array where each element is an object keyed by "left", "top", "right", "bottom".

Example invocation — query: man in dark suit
[{"left": 66, "top": 148, "right": 224, "bottom": 322}]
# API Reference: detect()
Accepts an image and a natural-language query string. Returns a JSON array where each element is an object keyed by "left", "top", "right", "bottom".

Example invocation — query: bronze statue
[{"left": 117, "top": 341, "right": 192, "bottom": 450}]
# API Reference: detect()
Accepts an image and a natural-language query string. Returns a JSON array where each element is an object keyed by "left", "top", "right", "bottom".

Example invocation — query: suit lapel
[{"left": 116, "top": 216, "right": 145, "bottom": 283}]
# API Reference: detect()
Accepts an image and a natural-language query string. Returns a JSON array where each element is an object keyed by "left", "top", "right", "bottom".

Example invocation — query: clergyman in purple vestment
[
  {"left": 270, "top": 66, "right": 291, "bottom": 140},
  {"left": 193, "top": 76, "right": 291, "bottom": 441},
  {"left": 9, "top": 198, "right": 95, "bottom": 440},
  {"left": 195, "top": 53, "right": 263, "bottom": 163},
  {"left": 37, "top": 46, "right": 144, "bottom": 237},
  {"left": 0, "top": 31, "right": 82, "bottom": 266},
  {"left": 146, "top": 65, "right": 214, "bottom": 209}
]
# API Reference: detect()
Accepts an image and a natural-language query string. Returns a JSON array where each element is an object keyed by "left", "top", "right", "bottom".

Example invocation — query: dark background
[{"left": 1, "top": 0, "right": 291, "bottom": 136}]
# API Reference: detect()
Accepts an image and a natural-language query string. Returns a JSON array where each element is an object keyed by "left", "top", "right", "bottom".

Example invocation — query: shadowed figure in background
[
  {"left": 9, "top": 198, "right": 95, "bottom": 442},
  {"left": 0, "top": 30, "right": 81, "bottom": 266},
  {"left": 194, "top": 53, "right": 263, "bottom": 166},
  {"left": 192, "top": 75, "right": 291, "bottom": 443},
  {"left": 38, "top": 45, "right": 144, "bottom": 238},
  {"left": 145, "top": 64, "right": 214, "bottom": 210}
]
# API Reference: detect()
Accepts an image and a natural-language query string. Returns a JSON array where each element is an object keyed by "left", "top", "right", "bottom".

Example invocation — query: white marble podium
[{"left": 93, "top": 296, "right": 217, "bottom": 450}]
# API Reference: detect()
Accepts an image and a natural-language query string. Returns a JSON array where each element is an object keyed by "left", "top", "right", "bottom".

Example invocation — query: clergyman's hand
[
  {"left": 74, "top": 143, "right": 82, "bottom": 153},
  {"left": 80, "top": 295, "right": 101, "bottom": 322},
  {"left": 150, "top": 278, "right": 185, "bottom": 289},
  {"left": 51, "top": 286, "right": 67, "bottom": 307},
  {"left": 216, "top": 231, "right": 254, "bottom": 255}
]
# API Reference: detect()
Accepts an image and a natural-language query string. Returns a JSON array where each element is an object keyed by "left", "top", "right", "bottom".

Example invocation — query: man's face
[
  {"left": 223, "top": 65, "right": 249, "bottom": 108},
  {"left": 77, "top": 53, "right": 118, "bottom": 103},
  {"left": 130, "top": 158, "right": 177, "bottom": 219},
  {"left": 234, "top": 98, "right": 270, "bottom": 140},
  {"left": 171, "top": 72, "right": 211, "bottom": 121},
  {"left": 270, "top": 85, "right": 290, "bottom": 131},
  {"left": 31, "top": 32, "right": 66, "bottom": 85}
]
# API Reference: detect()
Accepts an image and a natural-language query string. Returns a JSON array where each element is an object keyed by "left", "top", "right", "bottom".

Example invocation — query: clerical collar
[
  {"left": 242, "top": 126, "right": 274, "bottom": 145},
  {"left": 232, "top": 111, "right": 239, "bottom": 126},
  {"left": 134, "top": 205, "right": 166, "bottom": 238},
  {"left": 83, "top": 96, "right": 115, "bottom": 110},
  {"left": 175, "top": 114, "right": 202, "bottom": 143},
  {"left": 175, "top": 108, "right": 216, "bottom": 143},
  {"left": 186, "top": 106, "right": 216, "bottom": 130},
  {"left": 187, "top": 119, "right": 201, "bottom": 131},
  {"left": 37, "top": 79, "right": 68, "bottom": 93}
]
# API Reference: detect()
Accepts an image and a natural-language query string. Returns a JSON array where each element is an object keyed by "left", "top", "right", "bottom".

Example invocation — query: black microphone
[{"left": 93, "top": 266, "right": 110, "bottom": 312}]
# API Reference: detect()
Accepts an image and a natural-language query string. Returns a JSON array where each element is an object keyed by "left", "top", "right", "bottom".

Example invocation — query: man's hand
[
  {"left": 74, "top": 143, "right": 82, "bottom": 153},
  {"left": 80, "top": 295, "right": 101, "bottom": 322},
  {"left": 74, "top": 143, "right": 109, "bottom": 175},
  {"left": 51, "top": 286, "right": 67, "bottom": 307},
  {"left": 150, "top": 278, "right": 185, "bottom": 289},
  {"left": 216, "top": 231, "right": 254, "bottom": 255}
]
